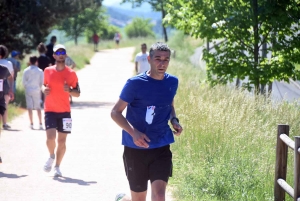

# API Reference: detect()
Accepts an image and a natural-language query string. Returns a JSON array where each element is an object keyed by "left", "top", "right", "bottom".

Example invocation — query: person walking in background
[
  {"left": 0, "top": 45, "right": 14, "bottom": 162},
  {"left": 114, "top": 32, "right": 121, "bottom": 49},
  {"left": 111, "top": 42, "right": 183, "bottom": 201},
  {"left": 42, "top": 44, "right": 80, "bottom": 177},
  {"left": 0, "top": 47, "right": 15, "bottom": 130},
  {"left": 7, "top": 50, "right": 21, "bottom": 94},
  {"left": 46, "top": 36, "right": 57, "bottom": 65},
  {"left": 37, "top": 42, "right": 51, "bottom": 108},
  {"left": 92, "top": 32, "right": 99, "bottom": 52},
  {"left": 65, "top": 56, "right": 76, "bottom": 69},
  {"left": 37, "top": 43, "right": 51, "bottom": 71},
  {"left": 135, "top": 43, "right": 150, "bottom": 75},
  {"left": 22, "top": 56, "right": 44, "bottom": 130}
]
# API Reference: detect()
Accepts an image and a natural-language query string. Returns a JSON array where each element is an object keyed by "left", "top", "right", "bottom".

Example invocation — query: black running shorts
[
  {"left": 45, "top": 112, "right": 72, "bottom": 133},
  {"left": 0, "top": 106, "right": 6, "bottom": 116},
  {"left": 123, "top": 145, "right": 173, "bottom": 192}
]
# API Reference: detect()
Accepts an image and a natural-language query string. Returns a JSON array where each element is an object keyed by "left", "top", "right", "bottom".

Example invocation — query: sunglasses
[{"left": 55, "top": 51, "right": 66, "bottom": 55}]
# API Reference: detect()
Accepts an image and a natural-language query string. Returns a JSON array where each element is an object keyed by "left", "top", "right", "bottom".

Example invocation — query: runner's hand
[
  {"left": 9, "top": 90, "right": 14, "bottom": 101},
  {"left": 171, "top": 121, "right": 183, "bottom": 136},
  {"left": 44, "top": 85, "right": 50, "bottom": 95},
  {"left": 63, "top": 81, "right": 70, "bottom": 92},
  {"left": 133, "top": 128, "right": 150, "bottom": 148}
]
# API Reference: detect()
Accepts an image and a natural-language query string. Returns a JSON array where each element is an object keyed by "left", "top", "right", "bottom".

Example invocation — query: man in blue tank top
[{"left": 111, "top": 42, "right": 183, "bottom": 201}]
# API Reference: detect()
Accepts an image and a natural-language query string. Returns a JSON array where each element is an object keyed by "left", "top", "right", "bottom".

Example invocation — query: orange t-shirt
[{"left": 44, "top": 66, "right": 78, "bottom": 113}]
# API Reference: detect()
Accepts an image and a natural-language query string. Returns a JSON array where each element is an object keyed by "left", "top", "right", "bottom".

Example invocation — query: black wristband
[
  {"left": 170, "top": 117, "right": 179, "bottom": 123},
  {"left": 69, "top": 88, "right": 73, "bottom": 93}
]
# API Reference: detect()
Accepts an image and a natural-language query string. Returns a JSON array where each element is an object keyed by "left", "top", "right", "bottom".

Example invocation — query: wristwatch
[{"left": 170, "top": 117, "right": 179, "bottom": 124}]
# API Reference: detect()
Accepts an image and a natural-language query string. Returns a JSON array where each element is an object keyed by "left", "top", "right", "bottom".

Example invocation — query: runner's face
[
  {"left": 148, "top": 50, "right": 170, "bottom": 75},
  {"left": 53, "top": 49, "right": 67, "bottom": 62},
  {"left": 141, "top": 45, "right": 147, "bottom": 53}
]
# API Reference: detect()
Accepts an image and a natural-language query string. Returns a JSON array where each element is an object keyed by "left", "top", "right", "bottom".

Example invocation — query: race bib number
[
  {"left": 0, "top": 79, "right": 3, "bottom": 92},
  {"left": 62, "top": 118, "right": 72, "bottom": 132}
]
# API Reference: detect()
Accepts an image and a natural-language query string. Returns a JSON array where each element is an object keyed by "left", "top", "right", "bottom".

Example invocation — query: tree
[
  {"left": 58, "top": 6, "right": 106, "bottom": 45},
  {"left": 165, "top": 0, "right": 300, "bottom": 94},
  {"left": 0, "top": 0, "right": 102, "bottom": 56},
  {"left": 121, "top": 0, "right": 170, "bottom": 42},
  {"left": 125, "top": 17, "right": 155, "bottom": 38}
]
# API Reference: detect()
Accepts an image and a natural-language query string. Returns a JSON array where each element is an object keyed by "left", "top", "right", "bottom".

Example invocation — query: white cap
[{"left": 53, "top": 44, "right": 66, "bottom": 52}]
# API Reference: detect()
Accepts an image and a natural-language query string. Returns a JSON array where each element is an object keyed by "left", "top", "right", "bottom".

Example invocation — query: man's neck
[
  {"left": 147, "top": 70, "right": 164, "bottom": 80},
  {"left": 55, "top": 62, "right": 65, "bottom": 71}
]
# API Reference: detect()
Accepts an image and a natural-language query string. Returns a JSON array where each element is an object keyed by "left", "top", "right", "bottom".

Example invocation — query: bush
[{"left": 125, "top": 18, "right": 155, "bottom": 39}]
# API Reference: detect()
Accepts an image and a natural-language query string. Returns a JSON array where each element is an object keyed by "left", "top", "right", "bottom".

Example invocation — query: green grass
[{"left": 166, "top": 32, "right": 298, "bottom": 201}]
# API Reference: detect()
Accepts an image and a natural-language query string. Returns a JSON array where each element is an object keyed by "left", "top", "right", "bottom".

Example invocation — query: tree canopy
[
  {"left": 121, "top": 0, "right": 170, "bottom": 41},
  {"left": 165, "top": 0, "right": 300, "bottom": 93},
  {"left": 57, "top": 7, "right": 107, "bottom": 45},
  {"left": 0, "top": 0, "right": 102, "bottom": 56}
]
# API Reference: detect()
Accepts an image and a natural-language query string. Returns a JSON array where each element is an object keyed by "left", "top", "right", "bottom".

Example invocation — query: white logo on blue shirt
[{"left": 146, "top": 106, "right": 155, "bottom": 124}]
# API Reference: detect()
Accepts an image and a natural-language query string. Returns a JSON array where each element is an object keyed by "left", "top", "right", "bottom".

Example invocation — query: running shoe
[
  {"left": 115, "top": 193, "right": 126, "bottom": 201},
  {"left": 44, "top": 157, "right": 54, "bottom": 172},
  {"left": 30, "top": 124, "right": 34, "bottom": 130},
  {"left": 39, "top": 124, "right": 43, "bottom": 130},
  {"left": 3, "top": 124, "right": 11, "bottom": 130},
  {"left": 54, "top": 167, "right": 62, "bottom": 177}
]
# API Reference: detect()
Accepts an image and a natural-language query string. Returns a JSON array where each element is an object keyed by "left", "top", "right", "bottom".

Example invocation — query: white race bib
[
  {"left": 62, "top": 118, "right": 72, "bottom": 132},
  {"left": 0, "top": 79, "right": 3, "bottom": 92}
]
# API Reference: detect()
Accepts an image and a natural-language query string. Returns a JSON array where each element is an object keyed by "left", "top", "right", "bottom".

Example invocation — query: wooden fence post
[
  {"left": 275, "top": 124, "right": 289, "bottom": 201},
  {"left": 294, "top": 137, "right": 300, "bottom": 201}
]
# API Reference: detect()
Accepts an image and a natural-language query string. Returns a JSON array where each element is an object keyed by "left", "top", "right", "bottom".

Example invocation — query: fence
[{"left": 274, "top": 124, "right": 300, "bottom": 201}]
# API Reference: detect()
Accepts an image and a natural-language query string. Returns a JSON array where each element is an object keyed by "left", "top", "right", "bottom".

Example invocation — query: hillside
[{"left": 104, "top": 5, "right": 161, "bottom": 28}]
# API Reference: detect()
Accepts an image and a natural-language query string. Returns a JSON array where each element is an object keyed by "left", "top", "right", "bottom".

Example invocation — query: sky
[
  {"left": 102, "top": 0, "right": 152, "bottom": 12},
  {"left": 102, "top": 0, "right": 122, "bottom": 6}
]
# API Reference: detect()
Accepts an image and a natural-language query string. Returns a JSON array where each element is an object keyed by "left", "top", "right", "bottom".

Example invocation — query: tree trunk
[
  {"left": 75, "top": 35, "right": 78, "bottom": 45},
  {"left": 253, "top": 0, "right": 260, "bottom": 95},
  {"left": 236, "top": 78, "right": 240, "bottom": 88},
  {"left": 261, "top": 41, "right": 268, "bottom": 95},
  {"left": 161, "top": 2, "right": 168, "bottom": 42},
  {"left": 268, "top": 82, "right": 273, "bottom": 96}
]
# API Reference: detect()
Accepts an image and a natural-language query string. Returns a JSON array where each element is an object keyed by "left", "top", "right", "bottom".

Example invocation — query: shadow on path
[
  {"left": 53, "top": 176, "right": 97, "bottom": 186},
  {"left": 71, "top": 101, "right": 115, "bottom": 109},
  {"left": 0, "top": 172, "right": 28, "bottom": 179},
  {"left": 2, "top": 129, "right": 22, "bottom": 132}
]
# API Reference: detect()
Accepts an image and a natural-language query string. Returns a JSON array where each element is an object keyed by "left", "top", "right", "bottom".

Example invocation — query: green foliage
[
  {"left": 57, "top": 6, "right": 105, "bottom": 45},
  {"left": 165, "top": 0, "right": 300, "bottom": 93},
  {"left": 121, "top": 0, "right": 171, "bottom": 41},
  {"left": 166, "top": 32, "right": 298, "bottom": 201},
  {"left": 0, "top": 0, "right": 102, "bottom": 55},
  {"left": 125, "top": 18, "right": 155, "bottom": 38}
]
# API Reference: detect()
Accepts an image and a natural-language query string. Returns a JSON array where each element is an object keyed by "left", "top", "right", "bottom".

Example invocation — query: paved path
[{"left": 0, "top": 47, "right": 173, "bottom": 201}]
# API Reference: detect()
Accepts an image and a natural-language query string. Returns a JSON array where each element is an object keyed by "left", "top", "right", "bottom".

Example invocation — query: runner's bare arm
[
  {"left": 170, "top": 100, "right": 183, "bottom": 136},
  {"left": 111, "top": 98, "right": 134, "bottom": 136},
  {"left": 111, "top": 98, "right": 150, "bottom": 148},
  {"left": 64, "top": 82, "right": 80, "bottom": 97},
  {"left": 135, "top": 62, "right": 138, "bottom": 74},
  {"left": 7, "top": 74, "right": 14, "bottom": 101},
  {"left": 42, "top": 84, "right": 50, "bottom": 95}
]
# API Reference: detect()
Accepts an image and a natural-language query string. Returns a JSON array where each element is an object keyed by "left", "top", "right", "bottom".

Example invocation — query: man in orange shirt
[{"left": 42, "top": 44, "right": 80, "bottom": 177}]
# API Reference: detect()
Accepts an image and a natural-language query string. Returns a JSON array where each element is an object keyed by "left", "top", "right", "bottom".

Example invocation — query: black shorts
[
  {"left": 115, "top": 40, "right": 119, "bottom": 44},
  {"left": 45, "top": 112, "right": 72, "bottom": 133},
  {"left": 123, "top": 145, "right": 172, "bottom": 192},
  {"left": 0, "top": 106, "right": 6, "bottom": 116}
]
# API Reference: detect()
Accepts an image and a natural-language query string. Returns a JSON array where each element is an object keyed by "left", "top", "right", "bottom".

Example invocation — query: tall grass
[{"left": 167, "top": 32, "right": 298, "bottom": 201}]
